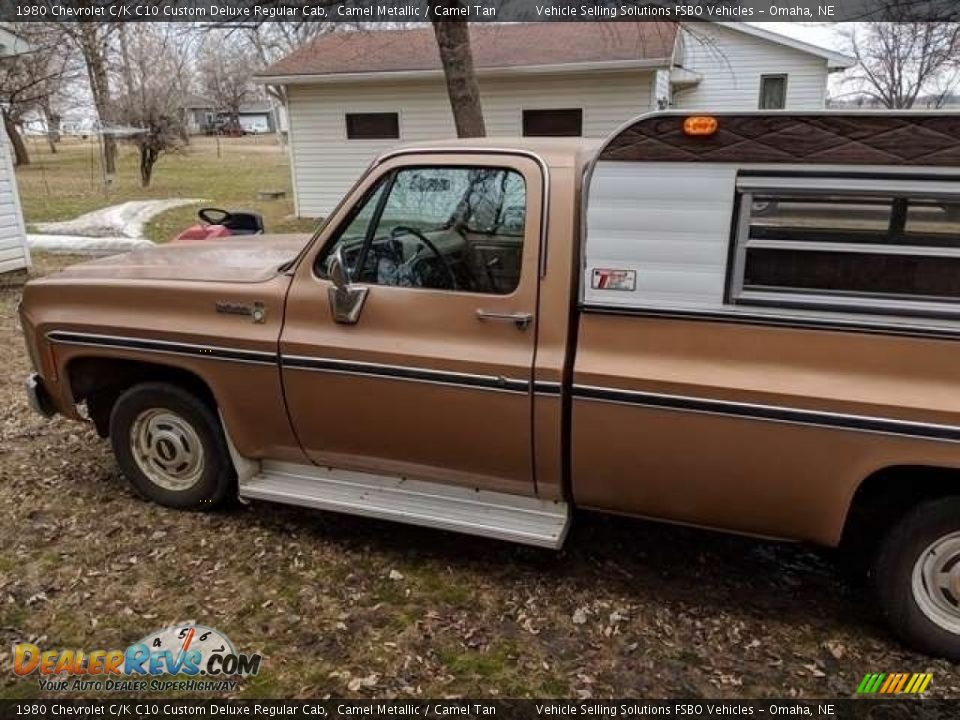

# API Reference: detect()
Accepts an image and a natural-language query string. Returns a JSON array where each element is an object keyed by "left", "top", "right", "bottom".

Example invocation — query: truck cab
[{"left": 19, "top": 113, "right": 960, "bottom": 660}]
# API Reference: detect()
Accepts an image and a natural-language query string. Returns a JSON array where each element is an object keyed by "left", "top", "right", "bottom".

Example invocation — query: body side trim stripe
[
  {"left": 573, "top": 385, "right": 960, "bottom": 443},
  {"left": 46, "top": 330, "right": 278, "bottom": 365},
  {"left": 579, "top": 304, "right": 960, "bottom": 342},
  {"left": 282, "top": 355, "right": 530, "bottom": 394},
  {"left": 533, "top": 381, "right": 563, "bottom": 395},
  {"left": 46, "top": 331, "right": 534, "bottom": 394}
]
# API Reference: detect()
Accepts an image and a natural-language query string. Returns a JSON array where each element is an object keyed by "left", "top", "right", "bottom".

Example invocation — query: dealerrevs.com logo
[{"left": 12, "top": 623, "right": 262, "bottom": 692}]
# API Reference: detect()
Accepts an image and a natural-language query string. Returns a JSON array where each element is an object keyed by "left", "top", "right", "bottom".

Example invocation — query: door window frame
[{"left": 307, "top": 151, "right": 548, "bottom": 297}]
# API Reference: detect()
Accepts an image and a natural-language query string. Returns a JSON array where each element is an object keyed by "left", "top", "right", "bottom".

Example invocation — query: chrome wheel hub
[
  {"left": 912, "top": 531, "right": 960, "bottom": 634},
  {"left": 130, "top": 409, "right": 204, "bottom": 491}
]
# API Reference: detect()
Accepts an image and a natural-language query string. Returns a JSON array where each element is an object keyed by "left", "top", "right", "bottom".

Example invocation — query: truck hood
[{"left": 51, "top": 234, "right": 313, "bottom": 284}]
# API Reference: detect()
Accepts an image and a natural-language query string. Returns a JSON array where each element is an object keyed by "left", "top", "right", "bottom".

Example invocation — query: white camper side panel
[
  {"left": 0, "top": 129, "right": 30, "bottom": 274},
  {"left": 584, "top": 161, "right": 737, "bottom": 309}
]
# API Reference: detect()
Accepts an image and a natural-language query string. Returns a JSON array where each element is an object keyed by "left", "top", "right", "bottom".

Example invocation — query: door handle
[{"left": 476, "top": 310, "right": 534, "bottom": 330}]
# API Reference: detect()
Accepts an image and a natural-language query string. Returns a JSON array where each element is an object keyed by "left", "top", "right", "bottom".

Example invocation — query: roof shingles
[{"left": 260, "top": 23, "right": 678, "bottom": 78}]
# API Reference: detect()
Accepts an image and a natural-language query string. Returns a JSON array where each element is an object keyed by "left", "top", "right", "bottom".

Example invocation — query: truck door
[{"left": 279, "top": 153, "right": 544, "bottom": 497}]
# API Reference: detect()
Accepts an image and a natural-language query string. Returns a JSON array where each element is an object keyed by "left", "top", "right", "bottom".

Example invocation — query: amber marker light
[{"left": 683, "top": 116, "right": 719, "bottom": 136}]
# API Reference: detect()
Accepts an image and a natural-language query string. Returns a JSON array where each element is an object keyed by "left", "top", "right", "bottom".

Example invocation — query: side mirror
[
  {"left": 327, "top": 246, "right": 350, "bottom": 289},
  {"left": 326, "top": 246, "right": 368, "bottom": 324}
]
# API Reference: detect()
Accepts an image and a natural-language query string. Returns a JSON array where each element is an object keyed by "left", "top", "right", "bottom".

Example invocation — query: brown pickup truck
[{"left": 19, "top": 111, "right": 960, "bottom": 660}]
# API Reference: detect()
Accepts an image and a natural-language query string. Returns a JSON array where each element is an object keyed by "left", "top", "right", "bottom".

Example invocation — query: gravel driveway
[{"left": 0, "top": 256, "right": 956, "bottom": 700}]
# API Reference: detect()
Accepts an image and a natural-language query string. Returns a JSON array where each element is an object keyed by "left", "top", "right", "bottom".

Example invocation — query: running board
[{"left": 239, "top": 461, "right": 570, "bottom": 549}]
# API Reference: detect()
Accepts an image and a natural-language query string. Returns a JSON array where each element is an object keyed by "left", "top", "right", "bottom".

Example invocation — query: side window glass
[
  {"left": 323, "top": 166, "right": 526, "bottom": 295},
  {"left": 318, "top": 179, "right": 386, "bottom": 278},
  {"left": 732, "top": 187, "right": 960, "bottom": 318}
]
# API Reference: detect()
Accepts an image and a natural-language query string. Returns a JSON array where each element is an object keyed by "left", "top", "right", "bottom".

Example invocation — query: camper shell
[{"left": 19, "top": 111, "right": 960, "bottom": 660}]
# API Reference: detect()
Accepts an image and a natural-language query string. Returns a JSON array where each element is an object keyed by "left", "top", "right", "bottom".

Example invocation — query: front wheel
[
  {"left": 109, "top": 382, "right": 235, "bottom": 510},
  {"left": 874, "top": 497, "right": 960, "bottom": 661}
]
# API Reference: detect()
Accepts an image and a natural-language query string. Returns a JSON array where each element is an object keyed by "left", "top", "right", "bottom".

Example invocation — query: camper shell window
[{"left": 729, "top": 177, "right": 960, "bottom": 320}]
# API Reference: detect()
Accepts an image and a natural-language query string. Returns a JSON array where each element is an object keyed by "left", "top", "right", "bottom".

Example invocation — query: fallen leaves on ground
[{"left": 0, "top": 256, "right": 957, "bottom": 699}]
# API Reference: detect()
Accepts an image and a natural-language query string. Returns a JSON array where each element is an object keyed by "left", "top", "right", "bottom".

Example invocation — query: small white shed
[{"left": 0, "top": 24, "right": 31, "bottom": 274}]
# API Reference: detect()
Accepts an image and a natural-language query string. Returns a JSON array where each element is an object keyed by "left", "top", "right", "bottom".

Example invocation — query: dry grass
[
  {"left": 0, "top": 256, "right": 957, "bottom": 699},
  {"left": 14, "top": 135, "right": 317, "bottom": 243}
]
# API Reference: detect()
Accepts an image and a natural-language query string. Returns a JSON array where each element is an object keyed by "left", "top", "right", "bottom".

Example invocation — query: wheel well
[
  {"left": 841, "top": 465, "right": 960, "bottom": 561},
  {"left": 67, "top": 357, "right": 217, "bottom": 437}
]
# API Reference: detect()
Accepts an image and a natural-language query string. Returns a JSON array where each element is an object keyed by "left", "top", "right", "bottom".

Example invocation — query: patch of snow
[
  {"left": 27, "top": 234, "right": 155, "bottom": 255},
  {"left": 34, "top": 198, "right": 205, "bottom": 239}
]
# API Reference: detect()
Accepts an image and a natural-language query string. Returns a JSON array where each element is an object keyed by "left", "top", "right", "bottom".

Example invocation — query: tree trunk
[
  {"left": 3, "top": 109, "right": 29, "bottom": 166},
  {"left": 140, "top": 145, "right": 157, "bottom": 188},
  {"left": 42, "top": 103, "right": 60, "bottom": 154},
  {"left": 178, "top": 109, "right": 190, "bottom": 146},
  {"left": 79, "top": 26, "right": 117, "bottom": 174},
  {"left": 431, "top": 16, "right": 485, "bottom": 138},
  {"left": 139, "top": 145, "right": 158, "bottom": 188}
]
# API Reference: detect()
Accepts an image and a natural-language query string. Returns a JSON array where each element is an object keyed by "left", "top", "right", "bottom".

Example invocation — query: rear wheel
[
  {"left": 873, "top": 497, "right": 960, "bottom": 661},
  {"left": 109, "top": 382, "right": 234, "bottom": 509}
]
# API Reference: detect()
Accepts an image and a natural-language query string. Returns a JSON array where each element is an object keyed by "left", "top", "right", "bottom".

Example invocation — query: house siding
[
  {"left": 287, "top": 70, "right": 653, "bottom": 217},
  {"left": 672, "top": 25, "right": 829, "bottom": 111},
  {"left": 0, "top": 130, "right": 30, "bottom": 274}
]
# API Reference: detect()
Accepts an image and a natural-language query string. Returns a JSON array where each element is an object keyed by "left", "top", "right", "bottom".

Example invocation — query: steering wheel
[
  {"left": 198, "top": 207, "right": 233, "bottom": 226},
  {"left": 390, "top": 226, "right": 458, "bottom": 290}
]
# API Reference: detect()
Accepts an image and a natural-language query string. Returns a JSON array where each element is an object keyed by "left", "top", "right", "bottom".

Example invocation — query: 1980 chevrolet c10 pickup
[{"left": 19, "top": 111, "right": 960, "bottom": 659}]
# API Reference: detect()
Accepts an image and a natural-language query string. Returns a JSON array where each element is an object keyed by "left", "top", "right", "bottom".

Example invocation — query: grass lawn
[{"left": 14, "top": 135, "right": 318, "bottom": 243}]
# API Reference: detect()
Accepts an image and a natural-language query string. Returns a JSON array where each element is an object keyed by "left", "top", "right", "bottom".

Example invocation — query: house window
[
  {"left": 522, "top": 109, "right": 583, "bottom": 137},
  {"left": 729, "top": 181, "right": 960, "bottom": 320},
  {"left": 758, "top": 75, "right": 788, "bottom": 109},
  {"left": 345, "top": 112, "right": 400, "bottom": 140}
]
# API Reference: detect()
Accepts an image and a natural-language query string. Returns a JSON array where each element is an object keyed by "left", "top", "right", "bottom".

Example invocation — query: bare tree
[
  {"left": 219, "top": 10, "right": 486, "bottom": 138},
  {"left": 62, "top": 22, "right": 120, "bottom": 173},
  {"left": 844, "top": 21, "right": 960, "bottom": 108},
  {"left": 431, "top": 15, "right": 485, "bottom": 138},
  {"left": 39, "top": 98, "right": 62, "bottom": 154},
  {"left": 0, "top": 23, "right": 75, "bottom": 165},
  {"left": 115, "top": 24, "right": 191, "bottom": 187},
  {"left": 198, "top": 38, "right": 257, "bottom": 130},
  {"left": 241, "top": 22, "right": 338, "bottom": 104}
]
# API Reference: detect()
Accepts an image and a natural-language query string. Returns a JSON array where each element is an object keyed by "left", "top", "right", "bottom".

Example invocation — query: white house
[
  {"left": 0, "top": 24, "right": 31, "bottom": 274},
  {"left": 257, "top": 22, "right": 853, "bottom": 218}
]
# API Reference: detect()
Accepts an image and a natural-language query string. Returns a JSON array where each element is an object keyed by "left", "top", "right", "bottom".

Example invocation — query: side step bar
[{"left": 239, "top": 461, "right": 570, "bottom": 549}]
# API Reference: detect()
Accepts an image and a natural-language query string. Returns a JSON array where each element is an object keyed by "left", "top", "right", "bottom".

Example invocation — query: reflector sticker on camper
[{"left": 592, "top": 269, "right": 636, "bottom": 291}]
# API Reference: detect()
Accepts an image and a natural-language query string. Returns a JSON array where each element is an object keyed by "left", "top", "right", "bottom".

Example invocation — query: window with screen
[
  {"left": 522, "top": 109, "right": 583, "bottom": 137},
  {"left": 345, "top": 112, "right": 400, "bottom": 140},
  {"left": 759, "top": 75, "right": 787, "bottom": 110},
  {"left": 729, "top": 181, "right": 960, "bottom": 319}
]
